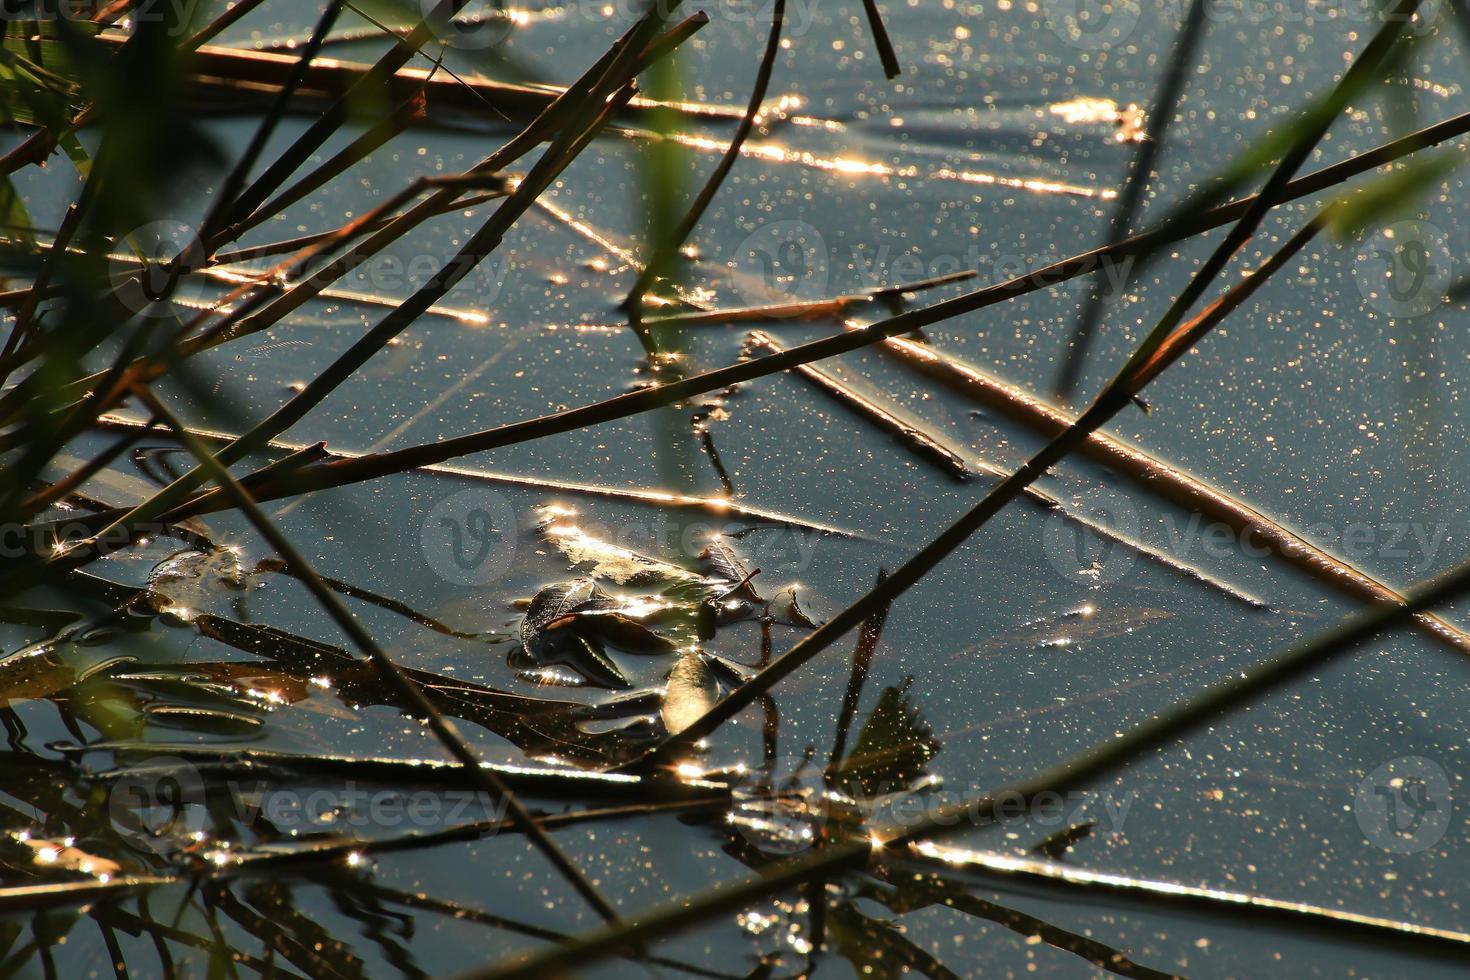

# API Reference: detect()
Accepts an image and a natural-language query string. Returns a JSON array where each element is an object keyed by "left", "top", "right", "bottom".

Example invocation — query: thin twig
[
  {"left": 865, "top": 328, "right": 1470, "bottom": 649},
  {"left": 461, "top": 539, "right": 1470, "bottom": 979},
  {"left": 1055, "top": 0, "right": 1209, "bottom": 401},
  {"left": 83, "top": 410, "right": 859, "bottom": 534},
  {"left": 623, "top": 0, "right": 786, "bottom": 309},
  {"left": 206, "top": 190, "right": 505, "bottom": 265},
  {"left": 639, "top": 212, "right": 1326, "bottom": 764},
  {"left": 858, "top": 0, "right": 902, "bottom": 78},
  {"left": 747, "top": 329, "right": 970, "bottom": 480},
  {"left": 210, "top": 0, "right": 474, "bottom": 237},
  {"left": 642, "top": 270, "right": 977, "bottom": 326},
  {"left": 134, "top": 385, "right": 625, "bottom": 925},
  {"left": 72, "top": 743, "right": 726, "bottom": 801},
  {"left": 895, "top": 844, "right": 1470, "bottom": 962}
]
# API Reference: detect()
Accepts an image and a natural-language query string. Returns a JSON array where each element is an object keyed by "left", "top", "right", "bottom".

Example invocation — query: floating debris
[
  {"left": 747, "top": 329, "right": 971, "bottom": 481},
  {"left": 144, "top": 547, "right": 250, "bottom": 624},
  {"left": 955, "top": 605, "right": 1171, "bottom": 660},
  {"left": 1031, "top": 822, "right": 1096, "bottom": 860}
]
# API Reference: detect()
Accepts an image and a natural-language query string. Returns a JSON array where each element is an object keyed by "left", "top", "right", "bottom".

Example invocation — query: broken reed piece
[
  {"left": 746, "top": 329, "right": 970, "bottom": 481},
  {"left": 644, "top": 269, "right": 979, "bottom": 328},
  {"left": 861, "top": 326, "right": 1470, "bottom": 654},
  {"left": 87, "top": 412, "right": 863, "bottom": 537},
  {"left": 101, "top": 35, "right": 751, "bottom": 125}
]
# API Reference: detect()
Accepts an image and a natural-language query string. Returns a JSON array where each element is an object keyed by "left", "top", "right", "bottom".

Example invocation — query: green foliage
[
  {"left": 1329, "top": 151, "right": 1464, "bottom": 239},
  {"left": 0, "top": 177, "right": 35, "bottom": 244},
  {"left": 0, "top": 21, "right": 92, "bottom": 127}
]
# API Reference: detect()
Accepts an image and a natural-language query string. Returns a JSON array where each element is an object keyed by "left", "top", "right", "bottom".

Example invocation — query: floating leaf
[
  {"left": 767, "top": 586, "right": 820, "bottom": 628},
  {"left": 519, "top": 578, "right": 629, "bottom": 688},
  {"left": 21, "top": 838, "right": 121, "bottom": 880},
  {"left": 698, "top": 535, "right": 762, "bottom": 603},
  {"left": 537, "top": 506, "right": 707, "bottom": 586},
  {"left": 660, "top": 651, "right": 717, "bottom": 735}
]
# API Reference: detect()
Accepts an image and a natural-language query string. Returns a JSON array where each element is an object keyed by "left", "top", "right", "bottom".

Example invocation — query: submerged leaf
[
  {"left": 523, "top": 577, "right": 611, "bottom": 628},
  {"left": 834, "top": 678, "right": 939, "bottom": 800},
  {"left": 568, "top": 611, "right": 680, "bottom": 655},
  {"left": 0, "top": 644, "right": 82, "bottom": 704}
]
